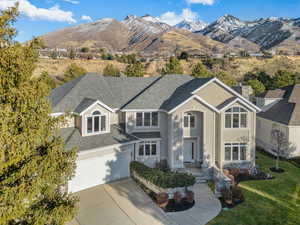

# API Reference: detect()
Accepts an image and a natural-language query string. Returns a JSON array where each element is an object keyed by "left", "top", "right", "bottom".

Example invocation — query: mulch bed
[
  {"left": 270, "top": 167, "right": 285, "bottom": 173},
  {"left": 164, "top": 198, "right": 194, "bottom": 212},
  {"left": 236, "top": 171, "right": 275, "bottom": 183},
  {"left": 219, "top": 198, "right": 244, "bottom": 209}
]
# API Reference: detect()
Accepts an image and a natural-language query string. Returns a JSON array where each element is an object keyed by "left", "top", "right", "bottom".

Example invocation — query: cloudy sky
[{"left": 1, "top": 0, "right": 300, "bottom": 42}]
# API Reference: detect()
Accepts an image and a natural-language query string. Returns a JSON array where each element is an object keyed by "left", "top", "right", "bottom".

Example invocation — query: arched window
[
  {"left": 183, "top": 112, "right": 196, "bottom": 128},
  {"left": 87, "top": 110, "right": 107, "bottom": 134},
  {"left": 225, "top": 107, "right": 247, "bottom": 128}
]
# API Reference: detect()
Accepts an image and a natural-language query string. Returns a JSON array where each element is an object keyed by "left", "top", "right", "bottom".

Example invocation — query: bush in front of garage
[{"left": 130, "top": 161, "right": 195, "bottom": 188}]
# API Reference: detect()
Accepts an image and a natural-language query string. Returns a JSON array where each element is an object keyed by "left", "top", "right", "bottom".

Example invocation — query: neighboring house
[
  {"left": 256, "top": 84, "right": 300, "bottom": 158},
  {"left": 51, "top": 73, "right": 260, "bottom": 193}
]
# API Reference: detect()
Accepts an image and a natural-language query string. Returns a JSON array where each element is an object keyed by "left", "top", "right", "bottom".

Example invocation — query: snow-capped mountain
[{"left": 174, "top": 20, "right": 208, "bottom": 32}]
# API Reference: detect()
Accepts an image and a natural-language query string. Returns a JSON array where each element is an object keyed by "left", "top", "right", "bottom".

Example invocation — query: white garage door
[{"left": 68, "top": 150, "right": 132, "bottom": 193}]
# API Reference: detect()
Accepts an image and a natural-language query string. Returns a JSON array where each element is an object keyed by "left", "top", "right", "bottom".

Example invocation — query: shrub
[
  {"left": 290, "top": 157, "right": 300, "bottom": 168},
  {"left": 155, "top": 159, "right": 170, "bottom": 172},
  {"left": 130, "top": 161, "right": 195, "bottom": 188}
]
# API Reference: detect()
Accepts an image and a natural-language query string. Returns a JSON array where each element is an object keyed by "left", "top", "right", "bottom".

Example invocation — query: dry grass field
[{"left": 35, "top": 56, "right": 300, "bottom": 80}]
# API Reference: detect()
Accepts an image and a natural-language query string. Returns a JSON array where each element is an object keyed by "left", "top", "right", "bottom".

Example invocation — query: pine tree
[
  {"left": 162, "top": 57, "right": 183, "bottom": 75},
  {"left": 39, "top": 71, "right": 58, "bottom": 89},
  {"left": 0, "top": 6, "right": 78, "bottom": 224}
]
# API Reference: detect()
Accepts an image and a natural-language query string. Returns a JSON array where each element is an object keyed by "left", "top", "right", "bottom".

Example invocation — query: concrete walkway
[
  {"left": 68, "top": 179, "right": 221, "bottom": 225},
  {"left": 168, "top": 183, "right": 222, "bottom": 225}
]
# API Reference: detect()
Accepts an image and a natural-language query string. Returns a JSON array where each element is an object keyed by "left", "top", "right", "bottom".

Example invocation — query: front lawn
[{"left": 208, "top": 151, "right": 300, "bottom": 225}]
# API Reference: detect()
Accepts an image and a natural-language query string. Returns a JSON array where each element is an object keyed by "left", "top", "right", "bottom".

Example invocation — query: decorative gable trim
[
  {"left": 219, "top": 98, "right": 258, "bottom": 112},
  {"left": 168, "top": 95, "right": 220, "bottom": 114},
  {"left": 79, "top": 100, "right": 115, "bottom": 115}
]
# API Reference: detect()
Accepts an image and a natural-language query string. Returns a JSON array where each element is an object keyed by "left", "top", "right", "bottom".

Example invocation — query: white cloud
[
  {"left": 62, "top": 0, "right": 79, "bottom": 5},
  {"left": 159, "top": 8, "right": 198, "bottom": 26},
  {"left": 0, "top": 0, "right": 76, "bottom": 23},
  {"left": 81, "top": 15, "right": 92, "bottom": 22},
  {"left": 186, "top": 0, "right": 215, "bottom": 5}
]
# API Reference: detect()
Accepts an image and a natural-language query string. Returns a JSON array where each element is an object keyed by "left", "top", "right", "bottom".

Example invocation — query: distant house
[
  {"left": 51, "top": 74, "right": 260, "bottom": 193},
  {"left": 256, "top": 85, "right": 300, "bottom": 158}
]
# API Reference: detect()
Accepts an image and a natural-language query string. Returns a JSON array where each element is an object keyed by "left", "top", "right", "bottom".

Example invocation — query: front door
[{"left": 183, "top": 139, "right": 196, "bottom": 163}]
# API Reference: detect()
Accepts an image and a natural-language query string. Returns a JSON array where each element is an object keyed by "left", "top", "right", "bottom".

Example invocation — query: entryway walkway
[{"left": 68, "top": 179, "right": 221, "bottom": 225}]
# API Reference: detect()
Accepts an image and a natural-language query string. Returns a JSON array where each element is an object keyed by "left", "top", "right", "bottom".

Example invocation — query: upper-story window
[
  {"left": 225, "top": 107, "right": 247, "bottom": 128},
  {"left": 136, "top": 112, "right": 159, "bottom": 128},
  {"left": 87, "top": 110, "right": 107, "bottom": 134},
  {"left": 183, "top": 113, "right": 196, "bottom": 128}
]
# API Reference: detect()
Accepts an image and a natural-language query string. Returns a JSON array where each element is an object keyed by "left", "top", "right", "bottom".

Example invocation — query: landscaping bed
[
  {"left": 130, "top": 161, "right": 196, "bottom": 213},
  {"left": 208, "top": 151, "right": 300, "bottom": 225}
]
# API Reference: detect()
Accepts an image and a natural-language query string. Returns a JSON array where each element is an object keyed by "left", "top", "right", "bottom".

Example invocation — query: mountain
[
  {"left": 198, "top": 14, "right": 300, "bottom": 54},
  {"left": 174, "top": 20, "right": 207, "bottom": 32}
]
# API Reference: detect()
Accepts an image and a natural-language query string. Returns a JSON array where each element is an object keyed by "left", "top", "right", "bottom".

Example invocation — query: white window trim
[
  {"left": 137, "top": 140, "right": 159, "bottom": 158},
  {"left": 183, "top": 112, "right": 197, "bottom": 129},
  {"left": 135, "top": 112, "right": 159, "bottom": 128},
  {"left": 224, "top": 143, "right": 248, "bottom": 161},
  {"left": 225, "top": 107, "right": 248, "bottom": 129},
  {"left": 85, "top": 111, "right": 109, "bottom": 136}
]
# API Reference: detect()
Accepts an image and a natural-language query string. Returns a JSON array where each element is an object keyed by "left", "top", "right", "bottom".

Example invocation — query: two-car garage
[{"left": 68, "top": 145, "right": 133, "bottom": 193}]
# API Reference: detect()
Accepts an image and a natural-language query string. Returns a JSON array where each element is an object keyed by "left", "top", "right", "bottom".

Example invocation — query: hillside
[{"left": 35, "top": 56, "right": 300, "bottom": 80}]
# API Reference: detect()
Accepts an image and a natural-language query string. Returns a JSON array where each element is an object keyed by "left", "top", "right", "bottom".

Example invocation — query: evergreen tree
[
  {"left": 178, "top": 51, "right": 189, "bottom": 60},
  {"left": 272, "top": 70, "right": 298, "bottom": 88},
  {"left": 68, "top": 48, "right": 76, "bottom": 60},
  {"left": 103, "top": 64, "right": 121, "bottom": 77},
  {"left": 247, "top": 79, "right": 266, "bottom": 95},
  {"left": 162, "top": 57, "right": 183, "bottom": 75},
  {"left": 63, "top": 63, "right": 87, "bottom": 83},
  {"left": 124, "top": 62, "right": 145, "bottom": 77},
  {"left": 0, "top": 6, "right": 77, "bottom": 224},
  {"left": 191, "top": 62, "right": 212, "bottom": 78}
]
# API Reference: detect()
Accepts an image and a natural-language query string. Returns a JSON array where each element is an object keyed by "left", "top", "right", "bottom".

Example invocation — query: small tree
[
  {"left": 272, "top": 70, "right": 297, "bottom": 89},
  {"left": 39, "top": 71, "right": 57, "bottom": 89},
  {"left": 103, "top": 64, "right": 121, "bottom": 77},
  {"left": 124, "top": 62, "right": 144, "bottom": 77},
  {"left": 50, "top": 50, "right": 59, "bottom": 59},
  {"left": 216, "top": 71, "right": 237, "bottom": 86},
  {"left": 63, "top": 63, "right": 87, "bottom": 82},
  {"left": 162, "top": 57, "right": 183, "bottom": 75},
  {"left": 80, "top": 47, "right": 89, "bottom": 53},
  {"left": 271, "top": 125, "right": 288, "bottom": 171},
  {"left": 191, "top": 62, "right": 212, "bottom": 78},
  {"left": 68, "top": 48, "right": 76, "bottom": 59},
  {"left": 178, "top": 51, "right": 189, "bottom": 60},
  {"left": 247, "top": 79, "right": 266, "bottom": 95}
]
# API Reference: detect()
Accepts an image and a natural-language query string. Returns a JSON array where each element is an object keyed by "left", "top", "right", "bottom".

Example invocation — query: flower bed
[{"left": 130, "top": 161, "right": 195, "bottom": 189}]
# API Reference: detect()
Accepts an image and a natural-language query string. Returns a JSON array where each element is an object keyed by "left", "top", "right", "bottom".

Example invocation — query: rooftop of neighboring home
[{"left": 258, "top": 84, "right": 300, "bottom": 126}]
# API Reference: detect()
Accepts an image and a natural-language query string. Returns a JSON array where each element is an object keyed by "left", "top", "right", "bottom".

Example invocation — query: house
[
  {"left": 256, "top": 84, "right": 300, "bottom": 158},
  {"left": 51, "top": 74, "right": 260, "bottom": 193}
]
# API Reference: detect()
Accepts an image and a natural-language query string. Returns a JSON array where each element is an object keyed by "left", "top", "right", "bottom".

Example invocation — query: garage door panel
[{"left": 68, "top": 150, "right": 132, "bottom": 193}]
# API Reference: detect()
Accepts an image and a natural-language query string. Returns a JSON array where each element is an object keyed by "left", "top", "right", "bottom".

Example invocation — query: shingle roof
[
  {"left": 60, "top": 125, "right": 139, "bottom": 151},
  {"left": 74, "top": 98, "right": 97, "bottom": 114},
  {"left": 258, "top": 84, "right": 300, "bottom": 126},
  {"left": 257, "top": 85, "right": 294, "bottom": 99},
  {"left": 50, "top": 73, "right": 212, "bottom": 113}
]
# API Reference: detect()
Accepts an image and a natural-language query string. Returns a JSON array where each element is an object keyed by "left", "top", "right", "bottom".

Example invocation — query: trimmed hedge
[
  {"left": 290, "top": 157, "right": 300, "bottom": 168},
  {"left": 130, "top": 161, "right": 195, "bottom": 189}
]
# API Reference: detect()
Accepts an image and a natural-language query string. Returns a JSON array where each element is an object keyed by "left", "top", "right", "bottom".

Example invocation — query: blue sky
[{"left": 1, "top": 0, "right": 300, "bottom": 42}]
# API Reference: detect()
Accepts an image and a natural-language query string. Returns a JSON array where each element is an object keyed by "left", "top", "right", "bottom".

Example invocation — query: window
[
  {"left": 225, "top": 107, "right": 248, "bottom": 128},
  {"left": 224, "top": 143, "right": 248, "bottom": 161},
  {"left": 86, "top": 110, "right": 107, "bottom": 134},
  {"left": 183, "top": 113, "right": 196, "bottom": 128},
  {"left": 135, "top": 112, "right": 159, "bottom": 128},
  {"left": 138, "top": 141, "right": 158, "bottom": 157}
]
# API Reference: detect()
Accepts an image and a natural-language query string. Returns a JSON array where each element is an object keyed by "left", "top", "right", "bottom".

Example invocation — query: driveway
[
  {"left": 68, "top": 179, "right": 221, "bottom": 225},
  {"left": 68, "top": 179, "right": 175, "bottom": 225}
]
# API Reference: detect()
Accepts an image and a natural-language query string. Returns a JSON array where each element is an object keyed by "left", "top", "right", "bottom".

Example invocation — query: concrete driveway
[{"left": 68, "top": 179, "right": 175, "bottom": 225}]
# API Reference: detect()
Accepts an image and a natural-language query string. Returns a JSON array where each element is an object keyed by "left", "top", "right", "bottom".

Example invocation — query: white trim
[
  {"left": 168, "top": 95, "right": 220, "bottom": 114},
  {"left": 79, "top": 100, "right": 115, "bottom": 115},
  {"left": 191, "top": 78, "right": 261, "bottom": 112},
  {"left": 183, "top": 112, "right": 197, "bottom": 129},
  {"left": 183, "top": 137, "right": 198, "bottom": 163},
  {"left": 50, "top": 112, "right": 65, "bottom": 117},
  {"left": 219, "top": 98, "right": 257, "bottom": 112},
  {"left": 224, "top": 142, "right": 248, "bottom": 161},
  {"left": 121, "top": 109, "right": 168, "bottom": 113},
  {"left": 84, "top": 110, "right": 109, "bottom": 136},
  {"left": 78, "top": 140, "right": 141, "bottom": 156}
]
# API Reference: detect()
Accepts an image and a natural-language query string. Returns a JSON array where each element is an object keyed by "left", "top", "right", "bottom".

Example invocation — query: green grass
[{"left": 208, "top": 151, "right": 300, "bottom": 225}]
